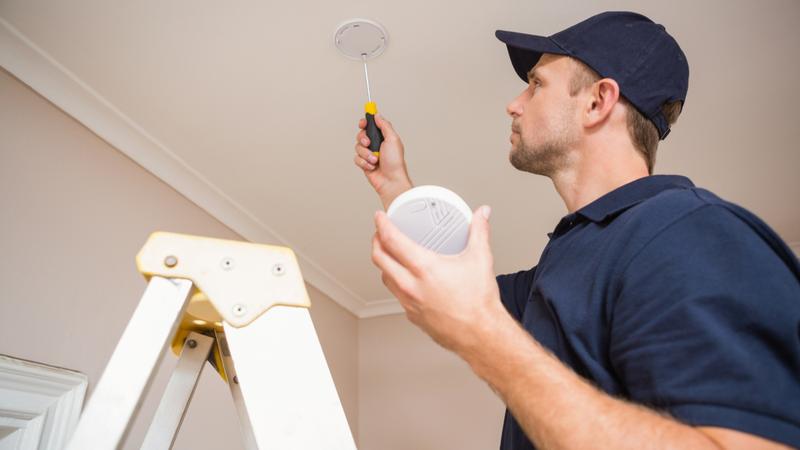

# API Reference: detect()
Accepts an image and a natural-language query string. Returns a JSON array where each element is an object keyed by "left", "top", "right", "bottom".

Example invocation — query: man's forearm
[{"left": 459, "top": 305, "right": 724, "bottom": 450}]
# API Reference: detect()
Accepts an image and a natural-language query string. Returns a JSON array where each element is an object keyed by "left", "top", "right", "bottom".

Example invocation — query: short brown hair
[{"left": 568, "top": 58, "right": 682, "bottom": 174}]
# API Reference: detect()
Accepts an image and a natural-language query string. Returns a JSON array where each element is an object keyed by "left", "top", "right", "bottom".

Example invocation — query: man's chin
[
  {"left": 509, "top": 147, "right": 552, "bottom": 177},
  {"left": 508, "top": 146, "right": 520, "bottom": 168},
  {"left": 509, "top": 148, "right": 528, "bottom": 172}
]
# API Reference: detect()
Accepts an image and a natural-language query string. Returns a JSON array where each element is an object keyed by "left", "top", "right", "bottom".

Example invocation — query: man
[{"left": 353, "top": 11, "right": 800, "bottom": 450}]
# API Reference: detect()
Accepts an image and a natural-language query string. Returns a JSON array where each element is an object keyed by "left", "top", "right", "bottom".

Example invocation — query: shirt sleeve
[
  {"left": 496, "top": 266, "right": 537, "bottom": 322},
  {"left": 610, "top": 204, "right": 800, "bottom": 448}
]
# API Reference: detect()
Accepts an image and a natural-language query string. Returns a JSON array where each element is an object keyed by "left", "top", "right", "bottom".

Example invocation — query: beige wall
[
  {"left": 0, "top": 68, "right": 358, "bottom": 448},
  {"left": 358, "top": 314, "right": 505, "bottom": 450}
]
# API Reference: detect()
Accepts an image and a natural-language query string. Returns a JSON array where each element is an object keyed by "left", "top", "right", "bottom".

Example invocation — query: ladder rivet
[
  {"left": 272, "top": 263, "right": 285, "bottom": 276},
  {"left": 220, "top": 257, "right": 234, "bottom": 271},
  {"left": 164, "top": 255, "right": 178, "bottom": 268},
  {"left": 232, "top": 304, "right": 246, "bottom": 316},
  {"left": 187, "top": 339, "right": 197, "bottom": 349},
  {"left": 233, "top": 375, "right": 239, "bottom": 384}
]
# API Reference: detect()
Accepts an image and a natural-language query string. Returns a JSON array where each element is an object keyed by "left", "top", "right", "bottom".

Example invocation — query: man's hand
[
  {"left": 354, "top": 115, "right": 413, "bottom": 210},
  {"left": 370, "top": 205, "right": 506, "bottom": 354}
]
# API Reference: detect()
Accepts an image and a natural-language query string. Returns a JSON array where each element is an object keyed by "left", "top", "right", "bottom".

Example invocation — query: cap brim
[{"left": 495, "top": 30, "right": 567, "bottom": 83}]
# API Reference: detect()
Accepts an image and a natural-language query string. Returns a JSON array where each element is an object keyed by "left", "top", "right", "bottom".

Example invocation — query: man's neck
[{"left": 549, "top": 140, "right": 650, "bottom": 213}]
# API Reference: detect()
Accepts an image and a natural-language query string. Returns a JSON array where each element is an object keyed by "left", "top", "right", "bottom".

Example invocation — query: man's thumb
[
  {"left": 375, "top": 114, "right": 397, "bottom": 139},
  {"left": 467, "top": 205, "right": 491, "bottom": 251}
]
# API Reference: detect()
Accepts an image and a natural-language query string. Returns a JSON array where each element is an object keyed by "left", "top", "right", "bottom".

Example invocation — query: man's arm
[
  {"left": 466, "top": 305, "right": 790, "bottom": 450},
  {"left": 370, "top": 208, "right": 792, "bottom": 450}
]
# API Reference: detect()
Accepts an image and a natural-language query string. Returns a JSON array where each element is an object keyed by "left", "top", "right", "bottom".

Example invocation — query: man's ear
[{"left": 584, "top": 78, "right": 621, "bottom": 129}]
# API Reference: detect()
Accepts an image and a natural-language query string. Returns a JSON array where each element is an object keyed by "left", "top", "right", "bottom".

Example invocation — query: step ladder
[{"left": 66, "top": 232, "right": 357, "bottom": 449}]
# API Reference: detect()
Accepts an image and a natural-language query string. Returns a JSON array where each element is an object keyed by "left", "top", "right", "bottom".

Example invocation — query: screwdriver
[{"left": 362, "top": 53, "right": 384, "bottom": 159}]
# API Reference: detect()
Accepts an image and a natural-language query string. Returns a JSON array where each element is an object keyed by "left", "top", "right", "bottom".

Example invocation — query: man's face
[{"left": 506, "top": 54, "right": 582, "bottom": 176}]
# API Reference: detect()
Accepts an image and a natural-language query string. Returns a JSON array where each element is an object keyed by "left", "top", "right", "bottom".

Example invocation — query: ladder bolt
[
  {"left": 164, "top": 255, "right": 178, "bottom": 268},
  {"left": 220, "top": 257, "right": 235, "bottom": 271}
]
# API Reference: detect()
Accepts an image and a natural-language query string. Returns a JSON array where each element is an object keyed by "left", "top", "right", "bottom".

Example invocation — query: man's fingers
[
  {"left": 356, "top": 129, "right": 369, "bottom": 146},
  {"left": 374, "top": 211, "right": 431, "bottom": 274},
  {"left": 355, "top": 144, "right": 379, "bottom": 165},
  {"left": 354, "top": 154, "right": 375, "bottom": 171},
  {"left": 371, "top": 234, "right": 416, "bottom": 294},
  {"left": 354, "top": 129, "right": 378, "bottom": 169},
  {"left": 380, "top": 272, "right": 420, "bottom": 317},
  {"left": 358, "top": 118, "right": 366, "bottom": 129}
]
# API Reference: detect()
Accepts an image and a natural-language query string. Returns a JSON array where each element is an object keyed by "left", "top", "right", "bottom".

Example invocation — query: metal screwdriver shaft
[{"left": 362, "top": 54, "right": 372, "bottom": 103}]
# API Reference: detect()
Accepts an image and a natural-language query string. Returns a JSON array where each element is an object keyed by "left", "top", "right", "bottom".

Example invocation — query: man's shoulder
[
  {"left": 626, "top": 182, "right": 729, "bottom": 225},
  {"left": 618, "top": 182, "right": 799, "bottom": 280},
  {"left": 616, "top": 183, "right": 754, "bottom": 250},
  {"left": 609, "top": 182, "right": 797, "bottom": 274}
]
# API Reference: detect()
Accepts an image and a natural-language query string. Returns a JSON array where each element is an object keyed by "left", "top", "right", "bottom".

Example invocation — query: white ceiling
[{"left": 2, "top": 0, "right": 799, "bottom": 317}]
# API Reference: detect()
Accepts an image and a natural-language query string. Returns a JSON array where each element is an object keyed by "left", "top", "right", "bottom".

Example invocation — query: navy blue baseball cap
[{"left": 496, "top": 11, "right": 689, "bottom": 139}]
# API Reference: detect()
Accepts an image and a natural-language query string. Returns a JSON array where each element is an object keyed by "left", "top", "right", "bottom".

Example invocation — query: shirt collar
[
  {"left": 548, "top": 175, "right": 694, "bottom": 239},
  {"left": 576, "top": 175, "right": 694, "bottom": 223}
]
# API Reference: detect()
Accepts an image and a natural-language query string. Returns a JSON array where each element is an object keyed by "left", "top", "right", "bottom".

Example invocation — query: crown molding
[
  {"left": 0, "top": 16, "right": 400, "bottom": 318},
  {"left": 356, "top": 298, "right": 406, "bottom": 318}
]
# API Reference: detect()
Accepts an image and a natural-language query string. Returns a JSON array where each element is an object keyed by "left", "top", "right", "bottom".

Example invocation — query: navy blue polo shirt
[{"left": 496, "top": 175, "right": 800, "bottom": 449}]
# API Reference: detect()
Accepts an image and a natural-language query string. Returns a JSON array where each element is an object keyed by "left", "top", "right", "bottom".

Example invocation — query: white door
[{"left": 0, "top": 355, "right": 87, "bottom": 450}]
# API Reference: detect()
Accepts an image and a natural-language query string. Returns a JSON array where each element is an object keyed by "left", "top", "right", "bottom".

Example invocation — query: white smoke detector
[{"left": 386, "top": 186, "right": 472, "bottom": 255}]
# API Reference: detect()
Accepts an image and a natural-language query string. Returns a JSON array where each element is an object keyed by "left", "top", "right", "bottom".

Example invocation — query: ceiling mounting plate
[{"left": 334, "top": 19, "right": 388, "bottom": 61}]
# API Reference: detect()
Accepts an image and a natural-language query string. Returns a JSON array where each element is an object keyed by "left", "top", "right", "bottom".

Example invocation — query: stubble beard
[
  {"left": 510, "top": 137, "right": 569, "bottom": 177},
  {"left": 509, "top": 107, "right": 579, "bottom": 178}
]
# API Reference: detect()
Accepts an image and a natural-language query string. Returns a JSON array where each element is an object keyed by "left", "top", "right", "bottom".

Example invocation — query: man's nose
[{"left": 506, "top": 90, "right": 526, "bottom": 117}]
